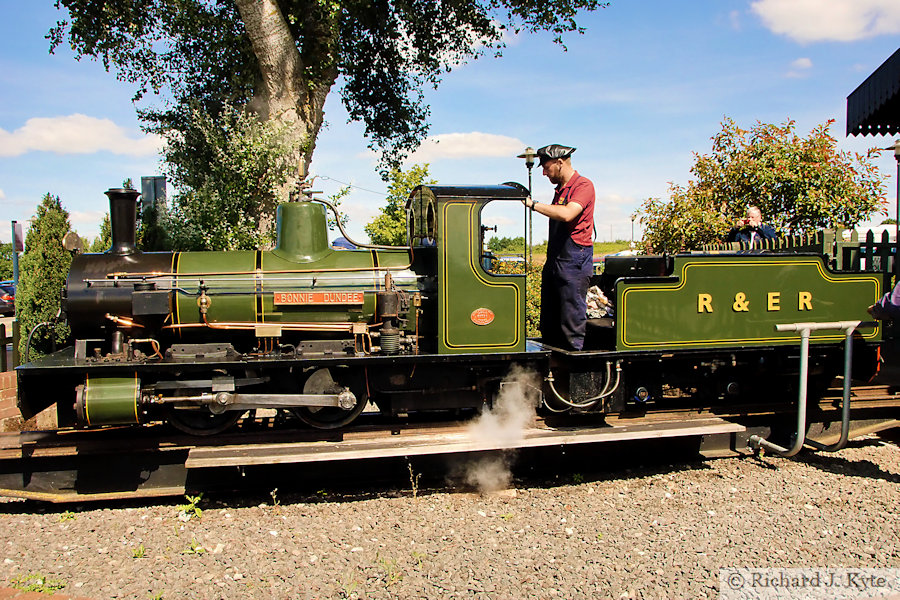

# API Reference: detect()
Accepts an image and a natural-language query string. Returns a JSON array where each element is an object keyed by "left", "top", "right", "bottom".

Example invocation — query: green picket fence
[{"left": 700, "top": 229, "right": 893, "bottom": 277}]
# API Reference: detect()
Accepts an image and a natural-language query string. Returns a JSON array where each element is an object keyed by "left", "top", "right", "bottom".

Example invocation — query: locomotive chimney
[{"left": 105, "top": 187, "right": 140, "bottom": 255}]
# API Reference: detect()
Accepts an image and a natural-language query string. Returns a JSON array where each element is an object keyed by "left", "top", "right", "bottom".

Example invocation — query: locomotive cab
[{"left": 407, "top": 184, "right": 529, "bottom": 354}]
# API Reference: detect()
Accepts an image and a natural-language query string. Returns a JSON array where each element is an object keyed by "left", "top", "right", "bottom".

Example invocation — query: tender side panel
[{"left": 617, "top": 255, "right": 881, "bottom": 351}]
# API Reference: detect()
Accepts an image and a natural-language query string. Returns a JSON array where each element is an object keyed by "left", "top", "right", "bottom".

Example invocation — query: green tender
[{"left": 617, "top": 254, "right": 881, "bottom": 351}]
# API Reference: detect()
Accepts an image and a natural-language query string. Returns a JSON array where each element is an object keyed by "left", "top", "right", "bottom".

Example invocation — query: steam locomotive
[{"left": 15, "top": 184, "right": 886, "bottom": 436}]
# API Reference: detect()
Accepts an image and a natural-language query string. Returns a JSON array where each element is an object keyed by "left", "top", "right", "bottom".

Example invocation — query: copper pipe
[
  {"left": 415, "top": 308, "right": 421, "bottom": 355},
  {"left": 105, "top": 314, "right": 144, "bottom": 328},
  {"left": 130, "top": 338, "right": 163, "bottom": 359},
  {"left": 162, "top": 319, "right": 360, "bottom": 333}
]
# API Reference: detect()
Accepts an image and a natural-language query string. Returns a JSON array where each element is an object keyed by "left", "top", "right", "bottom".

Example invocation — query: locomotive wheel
[
  {"left": 292, "top": 367, "right": 367, "bottom": 429},
  {"left": 165, "top": 407, "right": 242, "bottom": 436},
  {"left": 161, "top": 369, "right": 246, "bottom": 436}
]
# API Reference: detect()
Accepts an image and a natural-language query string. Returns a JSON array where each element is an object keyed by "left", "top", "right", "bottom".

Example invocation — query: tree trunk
[{"left": 235, "top": 0, "right": 337, "bottom": 218}]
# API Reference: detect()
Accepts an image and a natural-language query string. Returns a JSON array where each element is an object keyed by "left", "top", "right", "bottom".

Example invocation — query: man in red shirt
[{"left": 523, "top": 144, "right": 595, "bottom": 350}]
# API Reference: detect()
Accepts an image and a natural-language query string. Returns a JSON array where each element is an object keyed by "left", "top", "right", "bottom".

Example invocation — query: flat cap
[{"left": 536, "top": 144, "right": 576, "bottom": 163}]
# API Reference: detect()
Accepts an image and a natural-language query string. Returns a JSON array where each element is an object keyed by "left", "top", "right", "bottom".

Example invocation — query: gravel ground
[{"left": 0, "top": 433, "right": 897, "bottom": 600}]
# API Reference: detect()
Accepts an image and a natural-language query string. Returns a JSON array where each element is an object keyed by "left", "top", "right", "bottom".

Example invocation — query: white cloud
[
  {"left": 405, "top": 132, "right": 525, "bottom": 163},
  {"left": 751, "top": 0, "right": 900, "bottom": 43},
  {"left": 0, "top": 114, "right": 162, "bottom": 157},
  {"left": 0, "top": 189, "right": 5, "bottom": 201},
  {"left": 69, "top": 209, "right": 107, "bottom": 229},
  {"left": 483, "top": 215, "right": 518, "bottom": 228},
  {"left": 786, "top": 56, "right": 813, "bottom": 78}
]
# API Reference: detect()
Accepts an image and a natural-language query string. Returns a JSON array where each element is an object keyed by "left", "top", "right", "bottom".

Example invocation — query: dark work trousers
[{"left": 540, "top": 236, "right": 593, "bottom": 350}]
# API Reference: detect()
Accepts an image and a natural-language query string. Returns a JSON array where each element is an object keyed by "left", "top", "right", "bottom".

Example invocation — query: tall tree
[
  {"left": 164, "top": 103, "right": 299, "bottom": 249},
  {"left": 0, "top": 244, "right": 13, "bottom": 281},
  {"left": 637, "top": 118, "right": 887, "bottom": 253},
  {"left": 365, "top": 164, "right": 435, "bottom": 245},
  {"left": 87, "top": 213, "right": 112, "bottom": 253},
  {"left": 50, "top": 0, "right": 608, "bottom": 181},
  {"left": 17, "top": 194, "right": 73, "bottom": 359}
]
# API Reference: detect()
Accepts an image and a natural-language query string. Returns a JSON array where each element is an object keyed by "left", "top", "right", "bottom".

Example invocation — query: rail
[{"left": 748, "top": 320, "right": 877, "bottom": 457}]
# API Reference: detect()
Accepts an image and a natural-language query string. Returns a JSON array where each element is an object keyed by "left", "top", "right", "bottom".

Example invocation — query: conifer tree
[
  {"left": 88, "top": 213, "right": 112, "bottom": 253},
  {"left": 0, "top": 243, "right": 13, "bottom": 281},
  {"left": 17, "top": 193, "right": 72, "bottom": 359}
]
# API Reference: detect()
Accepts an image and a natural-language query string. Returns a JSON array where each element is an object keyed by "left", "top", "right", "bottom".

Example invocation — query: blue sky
[{"left": 1, "top": 1, "right": 899, "bottom": 245}]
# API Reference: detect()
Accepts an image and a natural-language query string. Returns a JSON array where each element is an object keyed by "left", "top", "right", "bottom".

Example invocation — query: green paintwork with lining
[
  {"left": 616, "top": 254, "right": 882, "bottom": 351},
  {"left": 172, "top": 202, "right": 417, "bottom": 329},
  {"left": 83, "top": 375, "right": 140, "bottom": 426}
]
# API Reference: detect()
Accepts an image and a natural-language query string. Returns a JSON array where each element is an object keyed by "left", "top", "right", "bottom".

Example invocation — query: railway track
[{"left": 0, "top": 384, "right": 897, "bottom": 503}]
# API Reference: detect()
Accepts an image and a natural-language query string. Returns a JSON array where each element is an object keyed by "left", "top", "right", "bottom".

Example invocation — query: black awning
[{"left": 847, "top": 47, "right": 900, "bottom": 137}]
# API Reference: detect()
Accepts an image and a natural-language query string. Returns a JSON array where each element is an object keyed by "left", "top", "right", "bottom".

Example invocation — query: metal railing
[{"left": 748, "top": 320, "right": 876, "bottom": 457}]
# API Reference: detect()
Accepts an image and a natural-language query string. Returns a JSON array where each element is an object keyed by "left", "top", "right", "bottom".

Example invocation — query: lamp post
[
  {"left": 517, "top": 146, "right": 537, "bottom": 269},
  {"left": 631, "top": 216, "right": 635, "bottom": 250},
  {"left": 10, "top": 221, "right": 21, "bottom": 286}
]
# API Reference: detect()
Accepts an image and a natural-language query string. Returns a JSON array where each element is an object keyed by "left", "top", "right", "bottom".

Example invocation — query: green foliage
[
  {"left": 10, "top": 573, "right": 66, "bottom": 594},
  {"left": 138, "top": 200, "right": 171, "bottom": 252},
  {"left": 0, "top": 243, "right": 13, "bottom": 281},
  {"left": 165, "top": 105, "right": 300, "bottom": 250},
  {"left": 493, "top": 259, "right": 541, "bottom": 337},
  {"left": 17, "top": 193, "right": 72, "bottom": 359},
  {"left": 638, "top": 192, "right": 729, "bottom": 254},
  {"left": 375, "top": 553, "right": 403, "bottom": 587},
  {"left": 637, "top": 118, "right": 887, "bottom": 253},
  {"left": 50, "top": 0, "right": 607, "bottom": 171},
  {"left": 88, "top": 213, "right": 112, "bottom": 253},
  {"left": 882, "top": 218, "right": 897, "bottom": 225},
  {"left": 365, "top": 164, "right": 435, "bottom": 245},
  {"left": 525, "top": 261, "right": 542, "bottom": 338},
  {"left": 132, "top": 543, "right": 147, "bottom": 559},
  {"left": 176, "top": 494, "right": 203, "bottom": 521},
  {"left": 488, "top": 236, "right": 525, "bottom": 253},
  {"left": 592, "top": 240, "right": 632, "bottom": 255},
  {"left": 325, "top": 185, "right": 351, "bottom": 233},
  {"left": 181, "top": 539, "right": 206, "bottom": 555}
]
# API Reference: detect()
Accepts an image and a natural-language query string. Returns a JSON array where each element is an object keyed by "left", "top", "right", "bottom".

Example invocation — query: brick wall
[
  {"left": 0, "top": 370, "right": 57, "bottom": 432},
  {"left": 0, "top": 371, "right": 17, "bottom": 425}
]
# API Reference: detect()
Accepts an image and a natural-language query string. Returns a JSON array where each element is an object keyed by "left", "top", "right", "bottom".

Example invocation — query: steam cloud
[{"left": 453, "top": 365, "right": 541, "bottom": 494}]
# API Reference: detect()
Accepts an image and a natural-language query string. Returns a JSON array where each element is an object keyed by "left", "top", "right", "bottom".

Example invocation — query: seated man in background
[
  {"left": 726, "top": 206, "right": 776, "bottom": 247},
  {"left": 869, "top": 282, "right": 900, "bottom": 321}
]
